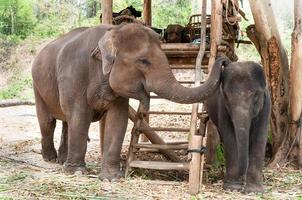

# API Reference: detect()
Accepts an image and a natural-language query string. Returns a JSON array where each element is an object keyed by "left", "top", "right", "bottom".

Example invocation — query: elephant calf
[{"left": 205, "top": 57, "right": 271, "bottom": 193}]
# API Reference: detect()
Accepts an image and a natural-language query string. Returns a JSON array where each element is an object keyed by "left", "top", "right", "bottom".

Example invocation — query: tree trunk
[
  {"left": 101, "top": 0, "right": 112, "bottom": 24},
  {"left": 289, "top": 0, "right": 302, "bottom": 167},
  {"left": 247, "top": 0, "right": 290, "bottom": 167}
]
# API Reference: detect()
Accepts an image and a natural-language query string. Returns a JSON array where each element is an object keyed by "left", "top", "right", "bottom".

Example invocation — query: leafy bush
[
  {"left": 152, "top": 0, "right": 192, "bottom": 29},
  {"left": 0, "top": 0, "right": 36, "bottom": 39}
]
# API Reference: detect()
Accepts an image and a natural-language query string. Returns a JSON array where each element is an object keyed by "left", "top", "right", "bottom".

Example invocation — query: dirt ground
[{"left": 0, "top": 102, "right": 302, "bottom": 200}]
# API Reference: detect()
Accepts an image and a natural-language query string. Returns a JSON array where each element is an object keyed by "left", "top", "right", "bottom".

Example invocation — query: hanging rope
[{"left": 225, "top": 0, "right": 240, "bottom": 26}]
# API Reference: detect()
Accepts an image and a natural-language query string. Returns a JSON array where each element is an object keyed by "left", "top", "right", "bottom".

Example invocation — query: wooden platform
[{"left": 161, "top": 43, "right": 227, "bottom": 65}]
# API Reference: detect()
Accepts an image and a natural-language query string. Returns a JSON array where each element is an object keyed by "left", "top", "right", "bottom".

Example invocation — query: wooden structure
[{"left": 101, "top": 0, "right": 241, "bottom": 195}]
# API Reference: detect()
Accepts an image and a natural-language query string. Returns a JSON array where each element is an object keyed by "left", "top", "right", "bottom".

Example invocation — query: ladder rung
[
  {"left": 129, "top": 161, "right": 189, "bottom": 170},
  {"left": 138, "top": 127, "right": 190, "bottom": 132},
  {"left": 170, "top": 66, "right": 208, "bottom": 70},
  {"left": 134, "top": 143, "right": 188, "bottom": 150},
  {"left": 178, "top": 81, "right": 205, "bottom": 84},
  {"left": 140, "top": 111, "right": 201, "bottom": 115}
]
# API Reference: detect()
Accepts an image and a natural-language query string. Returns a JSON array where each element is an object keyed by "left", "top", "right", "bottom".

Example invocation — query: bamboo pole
[
  {"left": 101, "top": 0, "right": 113, "bottom": 24},
  {"left": 188, "top": 0, "right": 207, "bottom": 195}
]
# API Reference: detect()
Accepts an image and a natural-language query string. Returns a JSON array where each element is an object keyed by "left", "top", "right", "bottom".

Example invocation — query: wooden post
[
  {"left": 99, "top": 0, "right": 112, "bottom": 160},
  {"left": 143, "top": 0, "right": 152, "bottom": 25},
  {"left": 289, "top": 0, "right": 302, "bottom": 166},
  {"left": 208, "top": 0, "right": 222, "bottom": 72},
  {"left": 247, "top": 0, "right": 290, "bottom": 167},
  {"left": 140, "top": 0, "right": 152, "bottom": 143},
  {"left": 188, "top": 0, "right": 208, "bottom": 195},
  {"left": 101, "top": 0, "right": 113, "bottom": 24}
]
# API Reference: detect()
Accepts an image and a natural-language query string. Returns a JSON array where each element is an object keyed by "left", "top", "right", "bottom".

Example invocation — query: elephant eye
[{"left": 137, "top": 58, "right": 151, "bottom": 66}]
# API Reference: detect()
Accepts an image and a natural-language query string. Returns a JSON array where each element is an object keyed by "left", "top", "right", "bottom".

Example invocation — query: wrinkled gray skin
[
  {"left": 205, "top": 57, "right": 271, "bottom": 193},
  {"left": 32, "top": 23, "right": 223, "bottom": 180}
]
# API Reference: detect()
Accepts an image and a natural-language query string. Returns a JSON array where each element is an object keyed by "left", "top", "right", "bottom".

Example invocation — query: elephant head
[
  {"left": 95, "top": 23, "right": 226, "bottom": 108},
  {"left": 164, "top": 24, "right": 189, "bottom": 43}
]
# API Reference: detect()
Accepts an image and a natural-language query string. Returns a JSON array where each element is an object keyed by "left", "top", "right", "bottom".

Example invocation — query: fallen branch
[{"left": 0, "top": 99, "right": 35, "bottom": 107}]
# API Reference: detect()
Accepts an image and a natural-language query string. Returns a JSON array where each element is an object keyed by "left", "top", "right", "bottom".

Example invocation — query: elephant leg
[
  {"left": 99, "top": 97, "right": 129, "bottom": 180},
  {"left": 63, "top": 107, "right": 91, "bottom": 174},
  {"left": 245, "top": 106, "right": 269, "bottom": 193},
  {"left": 219, "top": 109, "right": 243, "bottom": 191},
  {"left": 100, "top": 114, "right": 107, "bottom": 157},
  {"left": 34, "top": 87, "right": 57, "bottom": 162},
  {"left": 57, "top": 121, "right": 68, "bottom": 164}
]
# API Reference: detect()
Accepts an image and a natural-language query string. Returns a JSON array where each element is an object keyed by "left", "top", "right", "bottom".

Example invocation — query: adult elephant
[
  {"left": 32, "top": 23, "right": 224, "bottom": 180},
  {"left": 164, "top": 24, "right": 190, "bottom": 43},
  {"left": 205, "top": 57, "right": 271, "bottom": 193}
]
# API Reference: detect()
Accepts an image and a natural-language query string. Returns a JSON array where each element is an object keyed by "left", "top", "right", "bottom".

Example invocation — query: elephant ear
[{"left": 97, "top": 29, "right": 117, "bottom": 75}]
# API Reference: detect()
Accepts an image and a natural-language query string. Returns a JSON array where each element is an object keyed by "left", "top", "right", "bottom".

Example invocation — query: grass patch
[{"left": 0, "top": 75, "right": 32, "bottom": 100}]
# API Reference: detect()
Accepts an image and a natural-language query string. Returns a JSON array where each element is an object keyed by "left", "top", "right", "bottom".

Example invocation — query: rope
[
  {"left": 225, "top": 0, "right": 240, "bottom": 26},
  {"left": 187, "top": 146, "right": 207, "bottom": 155}
]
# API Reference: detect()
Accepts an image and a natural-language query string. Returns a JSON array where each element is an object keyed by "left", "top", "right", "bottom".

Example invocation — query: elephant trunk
[
  {"left": 232, "top": 108, "right": 251, "bottom": 180},
  {"left": 149, "top": 57, "right": 229, "bottom": 104}
]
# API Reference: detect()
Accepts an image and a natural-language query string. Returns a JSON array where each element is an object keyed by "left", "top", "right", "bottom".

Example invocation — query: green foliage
[
  {"left": 113, "top": 0, "right": 192, "bottom": 29},
  {"left": 113, "top": 0, "right": 142, "bottom": 13},
  {"left": 32, "top": 1, "right": 83, "bottom": 38},
  {"left": 152, "top": 0, "right": 192, "bottom": 29},
  {"left": 0, "top": 0, "right": 36, "bottom": 39},
  {"left": 214, "top": 143, "right": 225, "bottom": 167}
]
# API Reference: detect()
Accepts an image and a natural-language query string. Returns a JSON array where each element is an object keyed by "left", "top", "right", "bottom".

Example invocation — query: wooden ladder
[
  {"left": 125, "top": 60, "right": 210, "bottom": 194},
  {"left": 125, "top": 0, "right": 225, "bottom": 194}
]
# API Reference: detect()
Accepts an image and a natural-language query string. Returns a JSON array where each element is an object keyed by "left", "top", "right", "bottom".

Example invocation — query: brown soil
[{"left": 1, "top": 103, "right": 302, "bottom": 199}]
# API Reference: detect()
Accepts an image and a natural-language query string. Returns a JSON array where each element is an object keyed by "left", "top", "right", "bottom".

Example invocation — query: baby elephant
[{"left": 205, "top": 57, "right": 271, "bottom": 193}]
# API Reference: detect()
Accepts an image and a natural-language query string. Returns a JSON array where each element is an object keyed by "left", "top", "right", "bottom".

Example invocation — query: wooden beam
[
  {"left": 133, "top": 143, "right": 188, "bottom": 150},
  {"left": 101, "top": 0, "right": 112, "bottom": 24},
  {"left": 129, "top": 161, "right": 189, "bottom": 170},
  {"left": 143, "top": 0, "right": 152, "bottom": 25}
]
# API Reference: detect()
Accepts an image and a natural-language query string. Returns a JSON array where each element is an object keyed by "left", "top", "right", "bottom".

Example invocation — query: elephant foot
[
  {"left": 99, "top": 170, "right": 123, "bottom": 181},
  {"left": 57, "top": 155, "right": 67, "bottom": 165},
  {"left": 63, "top": 162, "right": 87, "bottom": 175},
  {"left": 42, "top": 148, "right": 57, "bottom": 163},
  {"left": 57, "top": 151, "right": 67, "bottom": 165},
  {"left": 244, "top": 183, "right": 264, "bottom": 194},
  {"left": 99, "top": 163, "right": 123, "bottom": 181},
  {"left": 223, "top": 180, "right": 243, "bottom": 192}
]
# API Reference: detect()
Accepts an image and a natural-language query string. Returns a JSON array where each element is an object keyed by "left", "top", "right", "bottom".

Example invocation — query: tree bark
[
  {"left": 289, "top": 0, "right": 302, "bottom": 167},
  {"left": 247, "top": 0, "right": 290, "bottom": 167}
]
